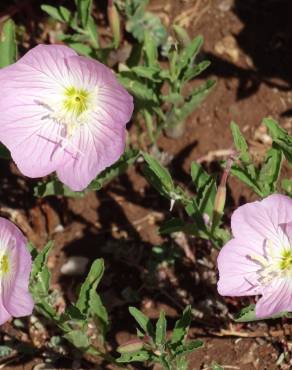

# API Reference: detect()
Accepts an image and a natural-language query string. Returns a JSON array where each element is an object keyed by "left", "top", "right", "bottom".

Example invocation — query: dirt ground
[{"left": 1, "top": 0, "right": 292, "bottom": 369}]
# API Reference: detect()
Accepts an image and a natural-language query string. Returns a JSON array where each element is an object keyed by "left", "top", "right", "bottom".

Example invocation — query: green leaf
[
  {"left": 183, "top": 60, "right": 211, "bottom": 82},
  {"left": 41, "top": 5, "right": 72, "bottom": 23},
  {"left": 176, "top": 339, "right": 203, "bottom": 355},
  {"left": 230, "top": 165, "right": 263, "bottom": 196},
  {"left": 86, "top": 15, "right": 99, "bottom": 48},
  {"left": 234, "top": 304, "right": 291, "bottom": 322},
  {"left": 0, "top": 345, "right": 13, "bottom": 358},
  {"left": 0, "top": 19, "right": 16, "bottom": 68},
  {"left": 131, "top": 66, "right": 161, "bottom": 81},
  {"left": 75, "top": 0, "right": 92, "bottom": 28},
  {"left": 88, "top": 149, "right": 139, "bottom": 190},
  {"left": 212, "top": 362, "right": 224, "bottom": 370},
  {"left": 230, "top": 121, "right": 256, "bottom": 178},
  {"left": 117, "top": 339, "right": 144, "bottom": 354},
  {"left": 263, "top": 118, "right": 292, "bottom": 164},
  {"left": 34, "top": 178, "right": 85, "bottom": 198},
  {"left": 159, "top": 218, "right": 185, "bottom": 234},
  {"left": 118, "top": 74, "right": 159, "bottom": 103},
  {"left": 76, "top": 259, "right": 108, "bottom": 332},
  {"left": 258, "top": 147, "right": 282, "bottom": 196},
  {"left": 178, "top": 35, "right": 203, "bottom": 76},
  {"left": 129, "top": 307, "right": 154, "bottom": 337},
  {"left": 168, "top": 79, "right": 216, "bottom": 127},
  {"left": 126, "top": 10, "right": 167, "bottom": 46},
  {"left": 64, "top": 330, "right": 90, "bottom": 351},
  {"left": 144, "top": 31, "right": 159, "bottom": 67},
  {"left": 155, "top": 310, "right": 167, "bottom": 345},
  {"left": 281, "top": 178, "right": 292, "bottom": 195},
  {"left": 172, "top": 24, "right": 191, "bottom": 47},
  {"left": 142, "top": 153, "right": 175, "bottom": 199},
  {"left": 67, "top": 42, "right": 92, "bottom": 56},
  {"left": 191, "top": 162, "right": 216, "bottom": 216},
  {"left": 117, "top": 350, "right": 150, "bottom": 363},
  {"left": 30, "top": 241, "right": 53, "bottom": 296},
  {"left": 171, "top": 305, "right": 192, "bottom": 345}
]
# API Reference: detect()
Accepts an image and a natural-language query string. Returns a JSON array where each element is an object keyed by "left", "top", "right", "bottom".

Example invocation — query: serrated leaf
[
  {"left": 118, "top": 74, "right": 159, "bottom": 103},
  {"left": 258, "top": 147, "right": 282, "bottom": 196},
  {"left": 144, "top": 31, "right": 159, "bottom": 67},
  {"left": 142, "top": 153, "right": 175, "bottom": 199},
  {"left": 30, "top": 241, "right": 53, "bottom": 296},
  {"left": 183, "top": 60, "right": 211, "bottom": 82},
  {"left": 129, "top": 307, "right": 154, "bottom": 337},
  {"left": 263, "top": 118, "right": 292, "bottom": 164},
  {"left": 41, "top": 5, "right": 72, "bottom": 23},
  {"left": 191, "top": 162, "right": 216, "bottom": 216},
  {"left": 76, "top": 259, "right": 108, "bottom": 331},
  {"left": 0, "top": 19, "right": 16, "bottom": 68},
  {"left": 230, "top": 121, "right": 256, "bottom": 179},
  {"left": 178, "top": 35, "right": 203, "bottom": 76},
  {"left": 86, "top": 15, "right": 99, "bottom": 48},
  {"left": 75, "top": 0, "right": 92, "bottom": 28},
  {"left": 131, "top": 66, "right": 161, "bottom": 81},
  {"left": 176, "top": 339, "right": 203, "bottom": 355},
  {"left": 34, "top": 178, "right": 85, "bottom": 198},
  {"left": 88, "top": 149, "right": 139, "bottom": 190},
  {"left": 64, "top": 330, "right": 90, "bottom": 351},
  {"left": 155, "top": 310, "right": 167, "bottom": 345},
  {"left": 171, "top": 305, "right": 192, "bottom": 345},
  {"left": 67, "top": 42, "right": 92, "bottom": 56},
  {"left": 230, "top": 165, "right": 263, "bottom": 196},
  {"left": 281, "top": 178, "right": 292, "bottom": 195},
  {"left": 117, "top": 350, "right": 150, "bottom": 363},
  {"left": 159, "top": 218, "right": 185, "bottom": 234},
  {"left": 168, "top": 79, "right": 215, "bottom": 127}
]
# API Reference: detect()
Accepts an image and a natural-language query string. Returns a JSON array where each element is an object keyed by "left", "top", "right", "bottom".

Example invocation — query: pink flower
[
  {"left": 0, "top": 45, "right": 133, "bottom": 191},
  {"left": 217, "top": 194, "right": 292, "bottom": 318},
  {"left": 0, "top": 218, "right": 34, "bottom": 325}
]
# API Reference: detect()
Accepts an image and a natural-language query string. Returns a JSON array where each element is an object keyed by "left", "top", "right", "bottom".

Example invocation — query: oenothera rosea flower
[
  {"left": 217, "top": 194, "right": 292, "bottom": 318},
  {"left": 0, "top": 45, "right": 133, "bottom": 191},
  {"left": 0, "top": 218, "right": 33, "bottom": 325}
]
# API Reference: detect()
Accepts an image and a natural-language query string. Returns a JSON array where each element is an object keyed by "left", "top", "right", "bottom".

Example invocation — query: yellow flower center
[
  {"left": 0, "top": 254, "right": 9, "bottom": 275},
  {"left": 63, "top": 86, "right": 89, "bottom": 117},
  {"left": 279, "top": 249, "right": 292, "bottom": 271}
]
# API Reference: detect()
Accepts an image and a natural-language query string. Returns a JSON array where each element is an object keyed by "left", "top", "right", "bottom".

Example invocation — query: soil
[{"left": 0, "top": 0, "right": 292, "bottom": 369}]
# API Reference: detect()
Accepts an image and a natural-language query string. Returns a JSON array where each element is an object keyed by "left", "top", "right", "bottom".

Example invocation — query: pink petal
[
  {"left": 0, "top": 100, "right": 69, "bottom": 177},
  {"left": 0, "top": 218, "right": 34, "bottom": 318},
  {"left": 217, "top": 238, "right": 262, "bottom": 296},
  {"left": 261, "top": 194, "right": 292, "bottom": 225},
  {"left": 256, "top": 278, "right": 292, "bottom": 318},
  {"left": 19, "top": 44, "right": 77, "bottom": 85},
  {"left": 231, "top": 199, "right": 285, "bottom": 247},
  {"left": 56, "top": 124, "right": 126, "bottom": 191},
  {"left": 0, "top": 298, "right": 11, "bottom": 325}
]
